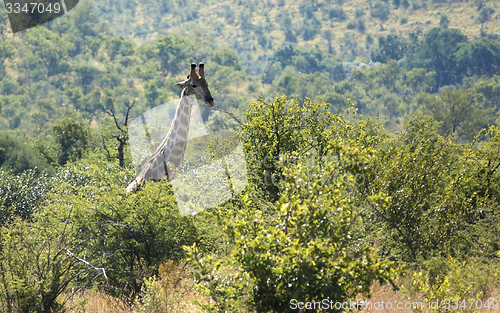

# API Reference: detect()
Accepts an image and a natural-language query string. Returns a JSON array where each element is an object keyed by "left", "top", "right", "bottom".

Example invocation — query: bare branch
[
  {"left": 64, "top": 248, "right": 108, "bottom": 280},
  {"left": 102, "top": 135, "right": 112, "bottom": 159},
  {"left": 211, "top": 107, "right": 242, "bottom": 125},
  {"left": 105, "top": 107, "right": 123, "bottom": 132},
  {"left": 124, "top": 100, "right": 136, "bottom": 127}
]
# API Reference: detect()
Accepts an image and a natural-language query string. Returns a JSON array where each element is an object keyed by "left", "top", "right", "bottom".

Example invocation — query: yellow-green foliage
[
  {"left": 405, "top": 256, "right": 500, "bottom": 313},
  {"left": 186, "top": 96, "right": 396, "bottom": 312},
  {"left": 135, "top": 261, "right": 187, "bottom": 313}
]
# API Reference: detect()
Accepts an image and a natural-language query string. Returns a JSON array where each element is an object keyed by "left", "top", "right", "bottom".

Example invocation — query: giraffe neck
[
  {"left": 129, "top": 89, "right": 195, "bottom": 188},
  {"left": 160, "top": 90, "right": 194, "bottom": 168},
  {"left": 126, "top": 88, "right": 197, "bottom": 191}
]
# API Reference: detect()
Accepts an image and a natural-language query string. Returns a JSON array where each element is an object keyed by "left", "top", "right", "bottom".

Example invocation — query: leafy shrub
[
  {"left": 135, "top": 261, "right": 187, "bottom": 313},
  {"left": 347, "top": 20, "right": 357, "bottom": 30},
  {"left": 0, "top": 216, "right": 90, "bottom": 312},
  {"left": 362, "top": 115, "right": 487, "bottom": 261},
  {"left": 370, "top": 1, "right": 391, "bottom": 22},
  {"left": 405, "top": 257, "right": 500, "bottom": 313},
  {"left": 327, "top": 7, "right": 347, "bottom": 21},
  {"left": 0, "top": 131, "right": 52, "bottom": 174},
  {"left": 0, "top": 169, "right": 49, "bottom": 226},
  {"left": 37, "top": 161, "right": 202, "bottom": 302},
  {"left": 188, "top": 140, "right": 396, "bottom": 312},
  {"left": 238, "top": 96, "right": 339, "bottom": 201}
]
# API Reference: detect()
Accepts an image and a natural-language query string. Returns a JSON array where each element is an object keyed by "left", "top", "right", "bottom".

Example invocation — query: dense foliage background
[{"left": 0, "top": 0, "right": 500, "bottom": 311}]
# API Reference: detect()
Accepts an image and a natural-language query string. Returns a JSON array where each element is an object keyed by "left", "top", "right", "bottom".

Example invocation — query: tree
[
  {"left": 371, "top": 34, "right": 408, "bottom": 63},
  {"left": 440, "top": 14, "right": 449, "bottom": 29},
  {"left": 370, "top": 1, "right": 390, "bottom": 22},
  {"left": 326, "top": 7, "right": 347, "bottom": 21},
  {"left": 408, "top": 28, "right": 468, "bottom": 88},
  {"left": 362, "top": 115, "right": 486, "bottom": 261},
  {"left": 73, "top": 63, "right": 102, "bottom": 94},
  {"left": 455, "top": 38, "right": 500, "bottom": 78},
  {"left": 404, "top": 68, "right": 436, "bottom": 94},
  {"left": 0, "top": 211, "right": 95, "bottom": 312},
  {"left": 0, "top": 42, "right": 16, "bottom": 77},
  {"left": 422, "top": 87, "right": 491, "bottom": 140},
  {"left": 51, "top": 115, "right": 92, "bottom": 166},
  {"left": 211, "top": 47, "right": 242, "bottom": 70},
  {"left": 104, "top": 100, "right": 135, "bottom": 168},
  {"left": 0, "top": 131, "right": 52, "bottom": 174},
  {"left": 155, "top": 34, "right": 194, "bottom": 76},
  {"left": 106, "top": 35, "right": 135, "bottom": 61},
  {"left": 188, "top": 109, "right": 395, "bottom": 312},
  {"left": 322, "top": 30, "right": 334, "bottom": 54},
  {"left": 238, "top": 96, "right": 339, "bottom": 201},
  {"left": 42, "top": 170, "right": 201, "bottom": 302},
  {"left": 269, "top": 45, "right": 297, "bottom": 67},
  {"left": 478, "top": 6, "right": 495, "bottom": 31},
  {"left": 22, "top": 27, "right": 74, "bottom": 77}
]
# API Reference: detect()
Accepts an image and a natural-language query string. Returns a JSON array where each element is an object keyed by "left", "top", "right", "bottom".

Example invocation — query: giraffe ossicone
[{"left": 126, "top": 63, "right": 214, "bottom": 193}]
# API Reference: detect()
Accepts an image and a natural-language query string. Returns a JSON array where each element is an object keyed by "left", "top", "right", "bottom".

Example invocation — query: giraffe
[{"left": 126, "top": 63, "right": 214, "bottom": 193}]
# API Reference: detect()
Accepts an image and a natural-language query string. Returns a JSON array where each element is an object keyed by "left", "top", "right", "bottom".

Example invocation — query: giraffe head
[{"left": 174, "top": 63, "right": 214, "bottom": 107}]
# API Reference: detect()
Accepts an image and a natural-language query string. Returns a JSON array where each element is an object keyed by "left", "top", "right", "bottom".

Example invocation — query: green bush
[
  {"left": 0, "top": 131, "right": 52, "bottom": 174},
  {"left": 347, "top": 20, "right": 357, "bottom": 30},
  {"left": 362, "top": 114, "right": 488, "bottom": 261},
  {"left": 0, "top": 216, "right": 90, "bottom": 312},
  {"left": 327, "top": 7, "right": 347, "bottom": 21},
  {"left": 51, "top": 115, "right": 92, "bottom": 166},
  {"left": 405, "top": 256, "right": 500, "bottom": 313},
  {"left": 238, "top": 96, "right": 339, "bottom": 201},
  {"left": 187, "top": 141, "right": 395, "bottom": 312},
  {"left": 0, "top": 169, "right": 49, "bottom": 226},
  {"left": 370, "top": 1, "right": 391, "bottom": 22}
]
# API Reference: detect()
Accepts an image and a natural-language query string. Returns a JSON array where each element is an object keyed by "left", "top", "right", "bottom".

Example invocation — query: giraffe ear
[
  {"left": 173, "top": 79, "right": 189, "bottom": 89},
  {"left": 198, "top": 63, "right": 205, "bottom": 78},
  {"left": 190, "top": 63, "right": 197, "bottom": 79}
]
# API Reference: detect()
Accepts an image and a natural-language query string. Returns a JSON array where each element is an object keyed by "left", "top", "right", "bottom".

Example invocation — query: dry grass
[
  {"left": 65, "top": 290, "right": 136, "bottom": 313},
  {"left": 64, "top": 281, "right": 498, "bottom": 312},
  {"left": 64, "top": 261, "right": 208, "bottom": 313},
  {"left": 63, "top": 277, "right": 500, "bottom": 313},
  {"left": 64, "top": 287, "right": 206, "bottom": 313},
  {"left": 361, "top": 282, "right": 500, "bottom": 313}
]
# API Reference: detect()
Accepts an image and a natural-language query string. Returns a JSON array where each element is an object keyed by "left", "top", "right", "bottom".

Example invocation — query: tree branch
[
  {"left": 211, "top": 107, "right": 242, "bottom": 125},
  {"left": 105, "top": 107, "right": 123, "bottom": 132},
  {"left": 64, "top": 248, "right": 108, "bottom": 280},
  {"left": 102, "top": 135, "right": 112, "bottom": 159},
  {"left": 124, "top": 100, "right": 136, "bottom": 127}
]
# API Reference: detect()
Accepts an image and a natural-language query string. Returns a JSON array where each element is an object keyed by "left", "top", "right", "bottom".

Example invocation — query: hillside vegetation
[{"left": 93, "top": 0, "right": 500, "bottom": 63}]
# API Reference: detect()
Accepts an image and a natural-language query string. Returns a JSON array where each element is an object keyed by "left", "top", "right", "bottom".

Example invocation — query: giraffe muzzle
[{"left": 206, "top": 96, "right": 214, "bottom": 107}]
